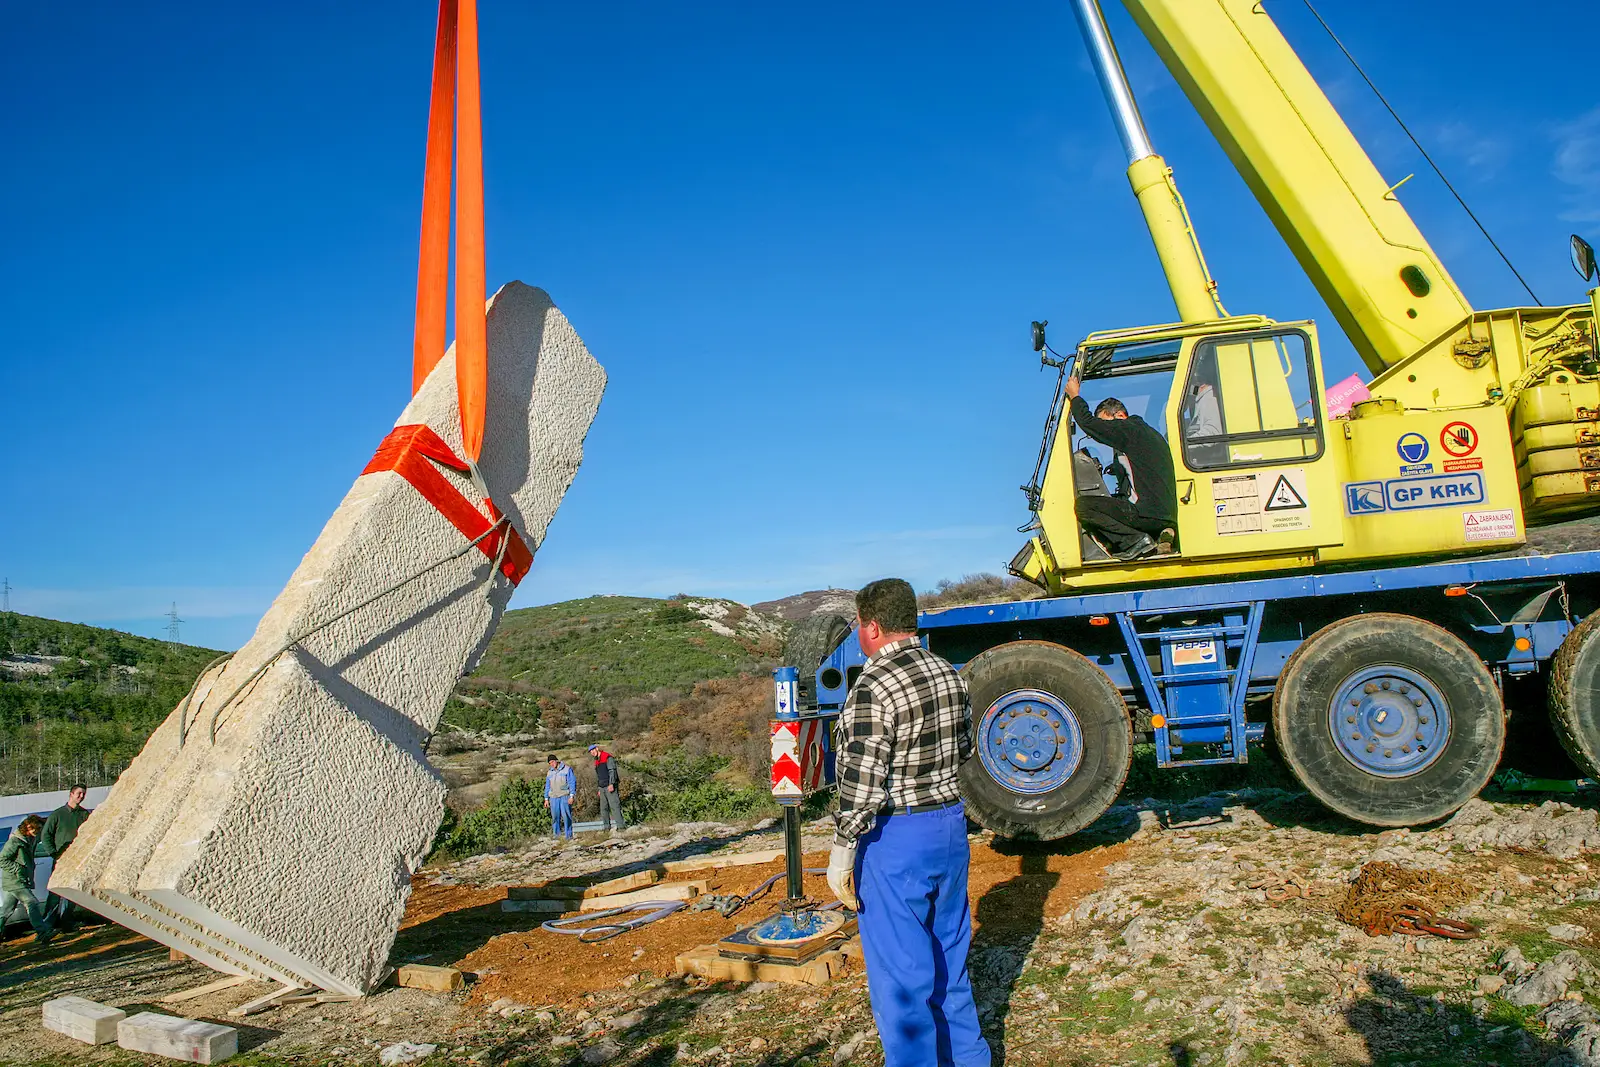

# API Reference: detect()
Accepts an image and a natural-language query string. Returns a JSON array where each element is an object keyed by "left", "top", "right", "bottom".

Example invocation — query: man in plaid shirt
[{"left": 828, "top": 578, "right": 990, "bottom": 1067}]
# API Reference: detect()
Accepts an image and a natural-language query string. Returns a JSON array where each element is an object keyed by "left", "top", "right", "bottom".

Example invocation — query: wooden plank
[
  {"left": 161, "top": 975, "right": 253, "bottom": 1004},
  {"left": 501, "top": 898, "right": 578, "bottom": 914},
  {"left": 583, "top": 869, "right": 664, "bottom": 895},
  {"left": 117, "top": 1012, "right": 238, "bottom": 1063},
  {"left": 505, "top": 884, "right": 589, "bottom": 900},
  {"left": 673, "top": 943, "right": 844, "bottom": 986},
  {"left": 278, "top": 992, "right": 360, "bottom": 1006},
  {"left": 42, "top": 996, "right": 125, "bottom": 1045},
  {"left": 660, "top": 848, "right": 786, "bottom": 874},
  {"left": 396, "top": 964, "right": 464, "bottom": 992},
  {"left": 578, "top": 881, "right": 706, "bottom": 912},
  {"left": 506, "top": 870, "right": 663, "bottom": 900},
  {"left": 228, "top": 984, "right": 307, "bottom": 1017}
]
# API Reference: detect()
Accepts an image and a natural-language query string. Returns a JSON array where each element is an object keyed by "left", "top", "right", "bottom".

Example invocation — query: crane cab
[{"left": 1012, "top": 316, "right": 1525, "bottom": 595}]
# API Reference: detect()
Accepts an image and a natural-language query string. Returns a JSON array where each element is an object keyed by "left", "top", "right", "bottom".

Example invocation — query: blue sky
[{"left": 2, "top": 1, "right": 1597, "bottom": 651}]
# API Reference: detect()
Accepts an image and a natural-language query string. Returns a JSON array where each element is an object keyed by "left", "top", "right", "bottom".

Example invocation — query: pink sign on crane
[{"left": 1325, "top": 374, "right": 1371, "bottom": 417}]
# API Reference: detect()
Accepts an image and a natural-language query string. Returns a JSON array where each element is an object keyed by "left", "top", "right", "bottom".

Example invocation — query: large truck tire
[
  {"left": 958, "top": 640, "right": 1132, "bottom": 840},
  {"left": 1273, "top": 613, "right": 1503, "bottom": 827},
  {"left": 1549, "top": 612, "right": 1600, "bottom": 777},
  {"left": 785, "top": 613, "right": 852, "bottom": 704}
]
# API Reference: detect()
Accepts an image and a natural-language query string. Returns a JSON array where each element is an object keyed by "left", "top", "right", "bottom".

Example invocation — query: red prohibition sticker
[{"left": 1440, "top": 422, "right": 1478, "bottom": 457}]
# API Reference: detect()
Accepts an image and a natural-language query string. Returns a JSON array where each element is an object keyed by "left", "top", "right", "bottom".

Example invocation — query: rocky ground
[{"left": 10, "top": 789, "right": 1600, "bottom": 1066}]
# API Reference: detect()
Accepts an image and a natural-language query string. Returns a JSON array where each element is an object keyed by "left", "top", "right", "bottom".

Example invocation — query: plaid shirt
[{"left": 833, "top": 636, "right": 974, "bottom": 847}]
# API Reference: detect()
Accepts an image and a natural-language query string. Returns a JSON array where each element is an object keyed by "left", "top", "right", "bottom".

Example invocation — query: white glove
[{"left": 827, "top": 842, "right": 859, "bottom": 911}]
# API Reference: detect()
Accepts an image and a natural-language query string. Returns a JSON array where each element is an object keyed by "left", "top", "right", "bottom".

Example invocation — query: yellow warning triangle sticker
[{"left": 1263, "top": 474, "right": 1307, "bottom": 511}]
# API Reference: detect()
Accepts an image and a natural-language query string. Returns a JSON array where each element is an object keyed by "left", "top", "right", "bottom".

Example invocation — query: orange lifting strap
[{"left": 412, "top": 0, "right": 488, "bottom": 465}]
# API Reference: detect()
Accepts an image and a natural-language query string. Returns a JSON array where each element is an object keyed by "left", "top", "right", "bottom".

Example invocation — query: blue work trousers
[
  {"left": 856, "top": 803, "right": 990, "bottom": 1067},
  {"left": 549, "top": 796, "right": 573, "bottom": 840}
]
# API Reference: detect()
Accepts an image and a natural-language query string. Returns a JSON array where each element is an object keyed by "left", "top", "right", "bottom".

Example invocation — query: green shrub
[
  {"left": 652, "top": 604, "right": 700, "bottom": 625},
  {"left": 431, "top": 775, "right": 551, "bottom": 858},
  {"left": 621, "top": 749, "right": 776, "bottom": 824}
]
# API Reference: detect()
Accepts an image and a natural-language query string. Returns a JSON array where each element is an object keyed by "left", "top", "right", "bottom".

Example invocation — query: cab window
[{"left": 1181, "top": 330, "right": 1321, "bottom": 471}]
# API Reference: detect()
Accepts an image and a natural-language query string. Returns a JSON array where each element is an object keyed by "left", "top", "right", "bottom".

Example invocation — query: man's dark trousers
[
  {"left": 1077, "top": 495, "right": 1171, "bottom": 554},
  {"left": 855, "top": 802, "right": 990, "bottom": 1067}
]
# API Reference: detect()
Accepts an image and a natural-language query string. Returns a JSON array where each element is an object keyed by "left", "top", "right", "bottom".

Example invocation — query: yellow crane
[{"left": 1011, "top": 0, "right": 1600, "bottom": 596}]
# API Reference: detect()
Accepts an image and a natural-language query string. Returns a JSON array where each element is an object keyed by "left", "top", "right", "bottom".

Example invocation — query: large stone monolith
[{"left": 51, "top": 282, "right": 604, "bottom": 993}]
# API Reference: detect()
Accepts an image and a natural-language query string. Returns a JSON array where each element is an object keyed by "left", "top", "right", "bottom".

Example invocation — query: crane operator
[{"left": 1065, "top": 374, "right": 1177, "bottom": 560}]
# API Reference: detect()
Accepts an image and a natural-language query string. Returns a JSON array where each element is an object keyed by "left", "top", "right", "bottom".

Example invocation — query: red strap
[
  {"left": 363, "top": 425, "right": 532, "bottom": 585},
  {"left": 411, "top": 0, "right": 456, "bottom": 394},
  {"left": 411, "top": 0, "right": 488, "bottom": 464}
]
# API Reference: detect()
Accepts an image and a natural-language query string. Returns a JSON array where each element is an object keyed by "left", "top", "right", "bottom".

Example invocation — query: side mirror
[
  {"left": 1573, "top": 234, "right": 1597, "bottom": 282},
  {"left": 1031, "top": 320, "right": 1048, "bottom": 353}
]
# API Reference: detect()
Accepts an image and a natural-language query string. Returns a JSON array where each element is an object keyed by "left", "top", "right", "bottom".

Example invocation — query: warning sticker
[
  {"left": 1213, "top": 474, "right": 1264, "bottom": 535},
  {"left": 1463, "top": 508, "right": 1516, "bottom": 543},
  {"left": 1441, "top": 422, "right": 1479, "bottom": 457},
  {"left": 1213, "top": 468, "right": 1312, "bottom": 535}
]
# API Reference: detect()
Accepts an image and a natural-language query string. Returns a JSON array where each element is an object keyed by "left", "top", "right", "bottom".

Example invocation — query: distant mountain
[{"left": 751, "top": 589, "right": 856, "bottom": 622}]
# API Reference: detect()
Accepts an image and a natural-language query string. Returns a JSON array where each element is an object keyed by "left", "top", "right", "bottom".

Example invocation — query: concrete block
[
  {"left": 42, "top": 995, "right": 125, "bottom": 1045},
  {"left": 396, "top": 964, "right": 463, "bottom": 991},
  {"left": 117, "top": 1012, "right": 238, "bottom": 1062},
  {"left": 51, "top": 283, "right": 605, "bottom": 994}
]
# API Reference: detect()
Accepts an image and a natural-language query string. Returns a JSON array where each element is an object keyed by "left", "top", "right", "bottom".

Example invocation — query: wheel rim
[
  {"left": 976, "top": 688, "right": 1083, "bottom": 795},
  {"left": 1327, "top": 665, "right": 1451, "bottom": 779}
]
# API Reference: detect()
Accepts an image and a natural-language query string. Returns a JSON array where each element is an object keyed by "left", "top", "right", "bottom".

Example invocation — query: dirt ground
[
  {"left": 14, "top": 791, "right": 1600, "bottom": 1066},
  {"left": 402, "top": 840, "right": 1124, "bottom": 1008},
  {"left": 0, "top": 826, "right": 1121, "bottom": 1065}
]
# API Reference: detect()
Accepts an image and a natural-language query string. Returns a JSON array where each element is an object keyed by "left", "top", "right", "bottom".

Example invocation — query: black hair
[
  {"left": 856, "top": 578, "right": 918, "bottom": 635},
  {"left": 547, "top": 754, "right": 559, "bottom": 763},
  {"left": 1094, "top": 397, "right": 1128, "bottom": 418},
  {"left": 69, "top": 783, "right": 87, "bottom": 794}
]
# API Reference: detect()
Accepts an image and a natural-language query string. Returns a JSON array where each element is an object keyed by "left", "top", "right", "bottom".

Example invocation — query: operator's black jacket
[{"left": 1069, "top": 396, "right": 1178, "bottom": 525}]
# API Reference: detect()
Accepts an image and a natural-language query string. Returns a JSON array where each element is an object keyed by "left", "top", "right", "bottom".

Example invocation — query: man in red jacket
[{"left": 589, "top": 744, "right": 625, "bottom": 834}]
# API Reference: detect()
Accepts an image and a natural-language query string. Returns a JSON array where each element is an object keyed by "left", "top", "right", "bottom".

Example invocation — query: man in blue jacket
[{"left": 543, "top": 755, "right": 577, "bottom": 841}]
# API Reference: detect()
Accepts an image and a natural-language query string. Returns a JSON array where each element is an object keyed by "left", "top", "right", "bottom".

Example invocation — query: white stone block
[
  {"left": 42, "top": 995, "right": 125, "bottom": 1044},
  {"left": 118, "top": 1012, "right": 238, "bottom": 1063},
  {"left": 51, "top": 282, "right": 605, "bottom": 993}
]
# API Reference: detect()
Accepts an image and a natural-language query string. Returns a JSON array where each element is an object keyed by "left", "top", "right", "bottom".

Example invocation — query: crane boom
[
  {"left": 1118, "top": 0, "right": 1475, "bottom": 373},
  {"left": 1070, "top": 0, "right": 1225, "bottom": 323}
]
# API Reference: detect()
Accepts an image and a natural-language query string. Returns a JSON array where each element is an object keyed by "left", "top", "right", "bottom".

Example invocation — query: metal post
[
  {"left": 1067, "top": 0, "right": 1225, "bottom": 321},
  {"left": 1068, "top": 0, "right": 1154, "bottom": 165},
  {"left": 783, "top": 804, "right": 804, "bottom": 902}
]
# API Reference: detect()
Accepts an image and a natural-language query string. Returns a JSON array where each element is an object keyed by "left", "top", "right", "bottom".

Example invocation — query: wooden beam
[
  {"left": 579, "top": 881, "right": 705, "bottom": 912},
  {"left": 228, "top": 984, "right": 307, "bottom": 1017},
  {"left": 161, "top": 975, "right": 254, "bottom": 1004},
  {"left": 659, "top": 848, "right": 785, "bottom": 874}
]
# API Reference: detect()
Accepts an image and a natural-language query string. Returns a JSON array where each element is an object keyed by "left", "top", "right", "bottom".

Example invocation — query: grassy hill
[
  {"left": 0, "top": 594, "right": 787, "bottom": 789},
  {"left": 444, "top": 595, "right": 784, "bottom": 735},
  {"left": 0, "top": 613, "right": 223, "bottom": 792}
]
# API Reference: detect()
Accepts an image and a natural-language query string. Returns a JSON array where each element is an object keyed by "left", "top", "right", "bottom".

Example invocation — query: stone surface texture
[
  {"left": 50, "top": 283, "right": 605, "bottom": 993},
  {"left": 117, "top": 1012, "right": 239, "bottom": 1063},
  {"left": 41, "top": 995, "right": 125, "bottom": 1045}
]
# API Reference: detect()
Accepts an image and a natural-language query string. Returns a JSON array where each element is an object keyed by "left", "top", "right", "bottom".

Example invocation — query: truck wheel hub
[
  {"left": 1329, "top": 666, "right": 1450, "bottom": 779},
  {"left": 977, "top": 689, "right": 1083, "bottom": 795}
]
